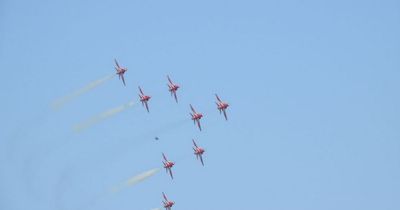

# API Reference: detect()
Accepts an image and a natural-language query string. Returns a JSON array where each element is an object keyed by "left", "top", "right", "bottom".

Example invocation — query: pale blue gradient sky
[{"left": 1, "top": 0, "right": 400, "bottom": 210}]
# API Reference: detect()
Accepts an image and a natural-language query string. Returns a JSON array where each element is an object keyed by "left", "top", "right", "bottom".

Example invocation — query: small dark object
[{"left": 155, "top": 137, "right": 159, "bottom": 140}]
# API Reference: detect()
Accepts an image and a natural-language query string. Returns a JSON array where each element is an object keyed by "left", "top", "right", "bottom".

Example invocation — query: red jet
[
  {"left": 167, "top": 75, "right": 180, "bottom": 103},
  {"left": 138, "top": 86, "right": 151, "bottom": 112},
  {"left": 114, "top": 59, "right": 127, "bottom": 86},
  {"left": 215, "top": 94, "right": 229, "bottom": 120},
  {"left": 190, "top": 104, "right": 203, "bottom": 131},
  {"left": 192, "top": 139, "right": 205, "bottom": 166},
  {"left": 162, "top": 153, "right": 175, "bottom": 179},
  {"left": 162, "top": 192, "right": 175, "bottom": 210}
]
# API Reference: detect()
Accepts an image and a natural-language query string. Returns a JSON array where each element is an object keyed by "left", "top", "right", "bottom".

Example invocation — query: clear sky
[{"left": 1, "top": 0, "right": 399, "bottom": 210}]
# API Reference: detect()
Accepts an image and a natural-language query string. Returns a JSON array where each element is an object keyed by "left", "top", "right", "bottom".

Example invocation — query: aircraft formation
[
  {"left": 53, "top": 59, "right": 231, "bottom": 209},
  {"left": 113, "top": 59, "right": 231, "bottom": 209}
]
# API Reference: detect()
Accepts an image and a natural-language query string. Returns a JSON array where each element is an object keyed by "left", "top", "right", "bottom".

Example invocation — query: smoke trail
[
  {"left": 111, "top": 168, "right": 160, "bottom": 193},
  {"left": 72, "top": 168, "right": 160, "bottom": 210},
  {"left": 73, "top": 101, "right": 137, "bottom": 132},
  {"left": 52, "top": 74, "right": 115, "bottom": 109}
]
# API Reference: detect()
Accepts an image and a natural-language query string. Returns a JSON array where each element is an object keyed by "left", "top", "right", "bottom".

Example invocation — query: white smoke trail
[
  {"left": 73, "top": 101, "right": 136, "bottom": 132},
  {"left": 52, "top": 74, "right": 115, "bottom": 110},
  {"left": 111, "top": 168, "right": 160, "bottom": 193},
  {"left": 72, "top": 168, "right": 160, "bottom": 210}
]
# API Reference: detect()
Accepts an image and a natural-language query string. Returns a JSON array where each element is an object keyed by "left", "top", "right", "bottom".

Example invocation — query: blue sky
[{"left": 1, "top": 0, "right": 399, "bottom": 210}]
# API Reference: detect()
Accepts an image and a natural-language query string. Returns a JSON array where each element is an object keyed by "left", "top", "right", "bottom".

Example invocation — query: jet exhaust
[
  {"left": 111, "top": 168, "right": 160, "bottom": 193},
  {"left": 73, "top": 101, "right": 136, "bottom": 132},
  {"left": 52, "top": 74, "right": 115, "bottom": 109}
]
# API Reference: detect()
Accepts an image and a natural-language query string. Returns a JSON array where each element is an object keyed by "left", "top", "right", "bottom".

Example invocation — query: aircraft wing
[
  {"left": 199, "top": 155, "right": 204, "bottom": 166},
  {"left": 168, "top": 168, "right": 174, "bottom": 179},
  {"left": 145, "top": 102, "right": 150, "bottom": 112},
  {"left": 138, "top": 86, "right": 144, "bottom": 95},
  {"left": 215, "top": 94, "right": 222, "bottom": 102},
  {"left": 190, "top": 104, "right": 196, "bottom": 113},
  {"left": 197, "top": 120, "right": 202, "bottom": 131},
  {"left": 114, "top": 59, "right": 120, "bottom": 68},
  {"left": 192, "top": 139, "right": 198, "bottom": 147},
  {"left": 223, "top": 109, "right": 228, "bottom": 120},
  {"left": 173, "top": 92, "right": 178, "bottom": 103},
  {"left": 121, "top": 75, "right": 126, "bottom": 86},
  {"left": 162, "top": 192, "right": 168, "bottom": 201},
  {"left": 167, "top": 75, "right": 173, "bottom": 84},
  {"left": 162, "top": 153, "right": 168, "bottom": 161}
]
